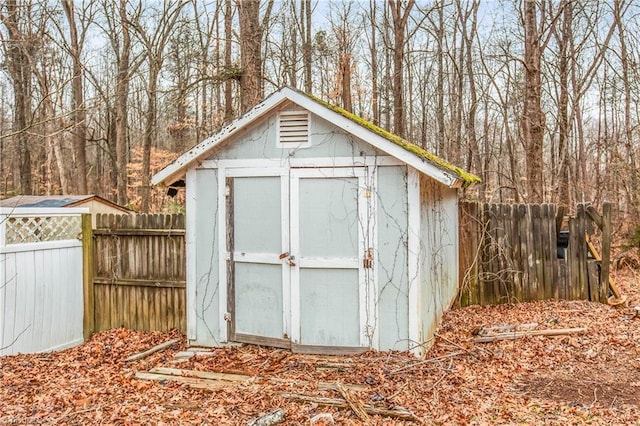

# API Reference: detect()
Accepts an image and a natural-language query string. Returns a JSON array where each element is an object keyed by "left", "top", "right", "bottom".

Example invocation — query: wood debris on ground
[{"left": 2, "top": 271, "right": 640, "bottom": 424}]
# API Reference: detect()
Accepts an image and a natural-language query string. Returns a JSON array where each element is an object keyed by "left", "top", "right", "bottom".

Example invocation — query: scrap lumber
[
  {"left": 133, "top": 371, "right": 231, "bottom": 391},
  {"left": 146, "top": 367, "right": 367, "bottom": 392},
  {"left": 280, "top": 393, "right": 419, "bottom": 422},
  {"left": 474, "top": 323, "right": 538, "bottom": 336},
  {"left": 174, "top": 350, "right": 217, "bottom": 358},
  {"left": 473, "top": 327, "right": 587, "bottom": 343},
  {"left": 585, "top": 235, "right": 623, "bottom": 300},
  {"left": 124, "top": 338, "right": 179, "bottom": 362},
  {"left": 150, "top": 367, "right": 251, "bottom": 383},
  {"left": 337, "top": 383, "right": 371, "bottom": 424}
]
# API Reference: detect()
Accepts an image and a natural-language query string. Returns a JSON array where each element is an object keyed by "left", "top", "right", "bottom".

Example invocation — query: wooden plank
[
  {"left": 151, "top": 367, "right": 251, "bottom": 382},
  {"left": 567, "top": 216, "right": 577, "bottom": 300},
  {"left": 469, "top": 201, "right": 480, "bottom": 306},
  {"left": 531, "top": 204, "right": 545, "bottom": 300},
  {"left": 519, "top": 204, "right": 530, "bottom": 302},
  {"left": 577, "top": 204, "right": 588, "bottom": 300},
  {"left": 291, "top": 343, "right": 369, "bottom": 355},
  {"left": 587, "top": 260, "right": 600, "bottom": 301},
  {"left": 233, "top": 333, "right": 291, "bottom": 349},
  {"left": 549, "top": 204, "right": 559, "bottom": 300},
  {"left": 543, "top": 204, "right": 554, "bottom": 300},
  {"left": 473, "top": 327, "right": 587, "bottom": 343},
  {"left": 491, "top": 204, "right": 503, "bottom": 303},
  {"left": 585, "top": 234, "right": 621, "bottom": 299},
  {"left": 586, "top": 205, "right": 602, "bottom": 229},
  {"left": 134, "top": 372, "right": 231, "bottom": 391},
  {"left": 149, "top": 367, "right": 369, "bottom": 392},
  {"left": 82, "top": 213, "right": 94, "bottom": 339},
  {"left": 226, "top": 177, "right": 235, "bottom": 341},
  {"left": 601, "top": 202, "right": 612, "bottom": 302},
  {"left": 511, "top": 204, "right": 522, "bottom": 303},
  {"left": 125, "top": 338, "right": 180, "bottom": 362}
]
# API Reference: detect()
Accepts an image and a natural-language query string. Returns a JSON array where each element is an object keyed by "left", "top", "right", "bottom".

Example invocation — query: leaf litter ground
[{"left": 2, "top": 270, "right": 640, "bottom": 425}]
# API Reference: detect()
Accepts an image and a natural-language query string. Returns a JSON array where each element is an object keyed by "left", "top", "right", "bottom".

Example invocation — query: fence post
[
  {"left": 600, "top": 202, "right": 611, "bottom": 303},
  {"left": 82, "top": 213, "right": 94, "bottom": 340}
]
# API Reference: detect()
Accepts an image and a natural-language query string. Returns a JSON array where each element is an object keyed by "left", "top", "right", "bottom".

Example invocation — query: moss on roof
[{"left": 303, "top": 91, "right": 482, "bottom": 187}]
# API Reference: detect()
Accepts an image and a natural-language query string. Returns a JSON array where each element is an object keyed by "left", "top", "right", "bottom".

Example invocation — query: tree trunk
[
  {"left": 302, "top": 0, "right": 312, "bottom": 93},
  {"left": 388, "top": 0, "right": 415, "bottom": 138},
  {"left": 224, "top": 0, "right": 234, "bottom": 121},
  {"left": 62, "top": 0, "right": 88, "bottom": 194},
  {"left": 115, "top": 0, "right": 131, "bottom": 206},
  {"left": 521, "top": 0, "right": 545, "bottom": 203},
  {"left": 556, "top": 0, "right": 571, "bottom": 207},
  {"left": 369, "top": 0, "right": 379, "bottom": 125},
  {"left": 236, "top": 0, "right": 264, "bottom": 112},
  {"left": 2, "top": 0, "right": 34, "bottom": 194}
]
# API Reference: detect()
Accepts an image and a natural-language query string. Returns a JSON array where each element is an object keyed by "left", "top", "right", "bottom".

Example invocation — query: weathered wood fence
[
  {"left": 457, "top": 202, "right": 612, "bottom": 307},
  {"left": 85, "top": 213, "right": 186, "bottom": 333}
]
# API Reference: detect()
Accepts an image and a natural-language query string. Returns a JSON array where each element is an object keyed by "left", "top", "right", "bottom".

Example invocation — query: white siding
[
  {"left": 0, "top": 241, "right": 83, "bottom": 355},
  {"left": 419, "top": 176, "right": 460, "bottom": 347}
]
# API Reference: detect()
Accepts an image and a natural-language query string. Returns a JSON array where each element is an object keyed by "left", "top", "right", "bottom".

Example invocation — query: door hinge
[
  {"left": 225, "top": 185, "right": 231, "bottom": 197},
  {"left": 363, "top": 248, "right": 373, "bottom": 269},
  {"left": 364, "top": 187, "right": 372, "bottom": 198}
]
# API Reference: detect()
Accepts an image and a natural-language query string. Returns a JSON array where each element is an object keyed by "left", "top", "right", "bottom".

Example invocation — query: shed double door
[{"left": 227, "top": 167, "right": 373, "bottom": 351}]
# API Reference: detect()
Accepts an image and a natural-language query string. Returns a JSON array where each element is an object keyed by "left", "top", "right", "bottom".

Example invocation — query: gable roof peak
[{"left": 152, "top": 86, "right": 480, "bottom": 188}]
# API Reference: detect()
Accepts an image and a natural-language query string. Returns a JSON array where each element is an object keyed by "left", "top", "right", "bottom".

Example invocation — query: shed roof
[
  {"left": 0, "top": 194, "right": 131, "bottom": 212},
  {"left": 152, "top": 87, "right": 481, "bottom": 188}
]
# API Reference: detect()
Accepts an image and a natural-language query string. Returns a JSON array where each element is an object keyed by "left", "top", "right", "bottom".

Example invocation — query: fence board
[
  {"left": 92, "top": 213, "right": 185, "bottom": 332},
  {"left": 457, "top": 202, "right": 611, "bottom": 307}
]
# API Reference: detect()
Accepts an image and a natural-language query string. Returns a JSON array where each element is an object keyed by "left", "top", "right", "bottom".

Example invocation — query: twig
[
  {"left": 388, "top": 351, "right": 465, "bottom": 375},
  {"left": 52, "top": 404, "right": 103, "bottom": 424},
  {"left": 280, "top": 393, "right": 419, "bottom": 421},
  {"left": 428, "top": 358, "right": 454, "bottom": 391}
]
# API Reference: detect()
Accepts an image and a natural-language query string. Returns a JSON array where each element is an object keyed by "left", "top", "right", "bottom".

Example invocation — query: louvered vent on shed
[{"left": 277, "top": 111, "right": 310, "bottom": 147}]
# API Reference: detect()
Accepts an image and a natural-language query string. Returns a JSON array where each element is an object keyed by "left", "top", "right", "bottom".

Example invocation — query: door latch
[
  {"left": 363, "top": 248, "right": 373, "bottom": 269},
  {"left": 280, "top": 252, "right": 296, "bottom": 267}
]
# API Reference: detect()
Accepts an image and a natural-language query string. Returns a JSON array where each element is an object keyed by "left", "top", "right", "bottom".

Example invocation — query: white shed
[{"left": 153, "top": 87, "right": 480, "bottom": 356}]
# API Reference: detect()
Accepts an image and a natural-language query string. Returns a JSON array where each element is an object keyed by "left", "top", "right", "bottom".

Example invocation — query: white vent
[{"left": 277, "top": 111, "right": 310, "bottom": 147}]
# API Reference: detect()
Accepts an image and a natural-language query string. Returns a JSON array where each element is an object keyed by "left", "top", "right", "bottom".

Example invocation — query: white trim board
[
  {"left": 200, "top": 156, "right": 404, "bottom": 170},
  {"left": 407, "top": 167, "right": 422, "bottom": 357}
]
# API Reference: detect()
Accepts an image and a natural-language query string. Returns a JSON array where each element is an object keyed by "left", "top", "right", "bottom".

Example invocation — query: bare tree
[
  {"left": 132, "top": 0, "right": 188, "bottom": 212},
  {"left": 0, "top": 0, "right": 39, "bottom": 194},
  {"left": 387, "top": 0, "right": 415, "bottom": 138},
  {"left": 236, "top": 0, "right": 275, "bottom": 112},
  {"left": 61, "top": 0, "right": 88, "bottom": 194}
]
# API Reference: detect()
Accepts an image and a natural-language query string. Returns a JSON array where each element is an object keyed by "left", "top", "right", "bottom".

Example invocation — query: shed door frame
[
  {"left": 217, "top": 165, "right": 378, "bottom": 350},
  {"left": 223, "top": 167, "right": 291, "bottom": 347}
]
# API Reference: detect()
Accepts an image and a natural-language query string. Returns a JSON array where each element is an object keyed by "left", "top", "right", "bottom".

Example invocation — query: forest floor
[{"left": 1, "top": 269, "right": 640, "bottom": 425}]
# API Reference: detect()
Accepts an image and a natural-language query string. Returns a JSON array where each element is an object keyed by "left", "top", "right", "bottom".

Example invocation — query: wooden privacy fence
[
  {"left": 85, "top": 213, "right": 186, "bottom": 333},
  {"left": 457, "top": 202, "right": 612, "bottom": 307}
]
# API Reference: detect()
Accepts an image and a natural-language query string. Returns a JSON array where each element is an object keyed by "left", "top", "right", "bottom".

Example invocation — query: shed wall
[
  {"left": 419, "top": 175, "right": 459, "bottom": 344},
  {"left": 190, "top": 168, "right": 220, "bottom": 347},
  {"left": 376, "top": 166, "right": 409, "bottom": 350}
]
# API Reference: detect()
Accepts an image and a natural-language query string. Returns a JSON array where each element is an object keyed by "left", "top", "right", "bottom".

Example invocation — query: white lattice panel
[{"left": 4, "top": 215, "right": 82, "bottom": 244}]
